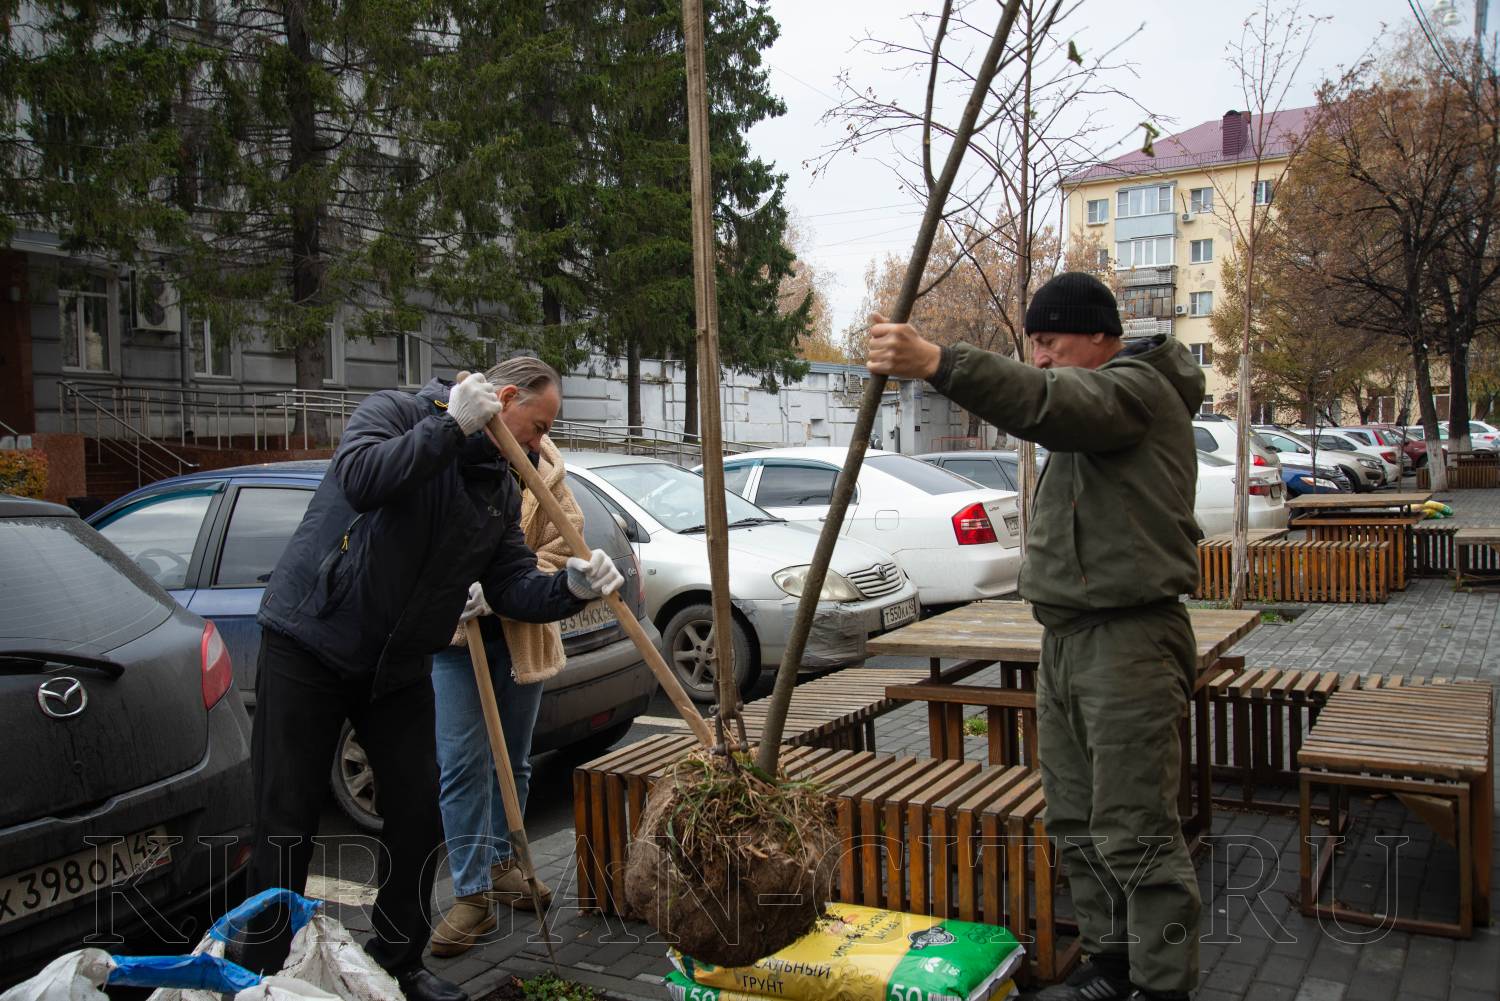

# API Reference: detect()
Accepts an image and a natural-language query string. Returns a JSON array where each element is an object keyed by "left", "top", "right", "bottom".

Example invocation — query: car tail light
[
  {"left": 201, "top": 621, "right": 233, "bottom": 709},
  {"left": 1252, "top": 454, "right": 1269, "bottom": 466},
  {"left": 1248, "top": 483, "right": 1273, "bottom": 496},
  {"left": 1380, "top": 450, "right": 1397, "bottom": 462},
  {"left": 952, "top": 502, "right": 997, "bottom": 545}
]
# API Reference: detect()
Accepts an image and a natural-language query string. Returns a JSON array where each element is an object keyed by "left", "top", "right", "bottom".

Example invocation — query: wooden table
[
  {"left": 1287, "top": 492, "right": 1432, "bottom": 590},
  {"left": 868, "top": 600, "right": 1260, "bottom": 846},
  {"left": 1298, "top": 682, "right": 1493, "bottom": 937}
]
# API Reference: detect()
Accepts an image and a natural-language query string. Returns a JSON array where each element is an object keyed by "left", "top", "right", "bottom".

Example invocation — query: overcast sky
[{"left": 747, "top": 0, "right": 1462, "bottom": 336}]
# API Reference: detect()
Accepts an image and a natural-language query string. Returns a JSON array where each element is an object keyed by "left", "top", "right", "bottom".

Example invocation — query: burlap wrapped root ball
[{"left": 624, "top": 750, "right": 839, "bottom": 967}]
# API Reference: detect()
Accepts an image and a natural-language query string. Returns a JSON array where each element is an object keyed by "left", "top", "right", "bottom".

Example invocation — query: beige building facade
[{"left": 1061, "top": 108, "right": 1313, "bottom": 417}]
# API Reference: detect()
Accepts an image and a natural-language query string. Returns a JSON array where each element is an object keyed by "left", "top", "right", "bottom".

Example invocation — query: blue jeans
[{"left": 431, "top": 641, "right": 545, "bottom": 897}]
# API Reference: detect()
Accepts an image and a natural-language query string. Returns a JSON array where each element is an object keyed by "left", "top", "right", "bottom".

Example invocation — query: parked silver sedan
[{"left": 565, "top": 452, "right": 921, "bottom": 703}]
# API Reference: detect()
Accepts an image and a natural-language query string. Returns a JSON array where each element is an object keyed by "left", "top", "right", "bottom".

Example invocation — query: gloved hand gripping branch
[
  {"left": 448, "top": 372, "right": 502, "bottom": 435},
  {"left": 566, "top": 550, "right": 625, "bottom": 600}
]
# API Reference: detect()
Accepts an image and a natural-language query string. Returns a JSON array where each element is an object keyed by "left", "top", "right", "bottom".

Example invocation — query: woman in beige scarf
[{"left": 430, "top": 431, "right": 585, "bottom": 956}]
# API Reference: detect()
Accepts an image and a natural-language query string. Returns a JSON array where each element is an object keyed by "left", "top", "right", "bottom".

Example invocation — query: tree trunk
[
  {"left": 626, "top": 339, "right": 642, "bottom": 437},
  {"left": 1447, "top": 332, "right": 1473, "bottom": 453},
  {"left": 1229, "top": 211, "right": 1256, "bottom": 610},
  {"left": 1413, "top": 339, "right": 1448, "bottom": 491},
  {"left": 683, "top": 350, "right": 698, "bottom": 439},
  {"left": 285, "top": 0, "right": 326, "bottom": 445},
  {"left": 966, "top": 411, "right": 980, "bottom": 437}
]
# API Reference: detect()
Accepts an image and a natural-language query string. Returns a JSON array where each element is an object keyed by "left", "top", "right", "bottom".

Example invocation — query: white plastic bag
[
  {"left": 234, "top": 976, "right": 341, "bottom": 1001},
  {"left": 0, "top": 949, "right": 114, "bottom": 1001},
  {"left": 279, "top": 914, "right": 403, "bottom": 1001}
]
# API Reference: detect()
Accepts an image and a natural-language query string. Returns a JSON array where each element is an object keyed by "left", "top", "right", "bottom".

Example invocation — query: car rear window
[
  {"left": 865, "top": 453, "right": 977, "bottom": 494},
  {"left": 568, "top": 474, "right": 630, "bottom": 555},
  {"left": 937, "top": 457, "right": 1013, "bottom": 490},
  {"left": 1193, "top": 427, "right": 1218, "bottom": 452},
  {"left": 0, "top": 517, "right": 173, "bottom": 650},
  {"left": 1197, "top": 451, "right": 1233, "bottom": 467}
]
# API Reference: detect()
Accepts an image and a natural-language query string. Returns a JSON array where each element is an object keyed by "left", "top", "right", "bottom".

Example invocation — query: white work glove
[
  {"left": 565, "top": 549, "right": 625, "bottom": 600},
  {"left": 458, "top": 581, "right": 491, "bottom": 623},
  {"left": 447, "top": 372, "right": 501, "bottom": 435}
]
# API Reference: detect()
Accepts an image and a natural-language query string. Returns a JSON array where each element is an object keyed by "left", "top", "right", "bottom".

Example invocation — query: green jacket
[{"left": 930, "top": 335, "right": 1205, "bottom": 624}]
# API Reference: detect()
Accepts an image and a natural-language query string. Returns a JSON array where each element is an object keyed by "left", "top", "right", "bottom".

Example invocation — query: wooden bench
[
  {"left": 1204, "top": 669, "right": 1445, "bottom": 812},
  {"left": 733, "top": 667, "right": 930, "bottom": 751},
  {"left": 1298, "top": 682, "right": 1494, "bottom": 937},
  {"left": 1454, "top": 527, "right": 1500, "bottom": 588},
  {"left": 1417, "top": 455, "right": 1499, "bottom": 489},
  {"left": 572, "top": 734, "right": 1075, "bottom": 985},
  {"left": 1291, "top": 514, "right": 1421, "bottom": 590},
  {"left": 1196, "top": 538, "right": 1392, "bottom": 603}
]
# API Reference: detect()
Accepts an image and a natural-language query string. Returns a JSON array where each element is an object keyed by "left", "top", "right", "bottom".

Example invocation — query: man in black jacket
[{"left": 236, "top": 360, "right": 621, "bottom": 1001}]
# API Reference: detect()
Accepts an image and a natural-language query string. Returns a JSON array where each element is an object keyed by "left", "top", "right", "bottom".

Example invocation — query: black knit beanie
[{"left": 1023, "top": 272, "right": 1123, "bottom": 337}]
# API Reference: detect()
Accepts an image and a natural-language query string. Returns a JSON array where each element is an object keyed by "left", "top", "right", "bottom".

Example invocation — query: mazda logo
[{"left": 37, "top": 677, "right": 87, "bottom": 719}]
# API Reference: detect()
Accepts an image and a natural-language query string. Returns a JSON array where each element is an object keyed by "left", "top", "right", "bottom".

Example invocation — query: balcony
[
  {"left": 1122, "top": 317, "right": 1174, "bottom": 339},
  {"left": 1118, "top": 265, "right": 1176, "bottom": 288}
]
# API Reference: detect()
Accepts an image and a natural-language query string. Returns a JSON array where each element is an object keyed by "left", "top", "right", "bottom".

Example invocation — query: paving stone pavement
[{"left": 339, "top": 482, "right": 1500, "bottom": 1001}]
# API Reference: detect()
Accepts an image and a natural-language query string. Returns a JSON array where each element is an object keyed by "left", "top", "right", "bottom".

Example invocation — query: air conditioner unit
[
  {"left": 1174, "top": 304, "right": 1188, "bottom": 316},
  {"left": 1181, "top": 212, "right": 1195, "bottom": 223},
  {"left": 131, "top": 271, "right": 181, "bottom": 332}
]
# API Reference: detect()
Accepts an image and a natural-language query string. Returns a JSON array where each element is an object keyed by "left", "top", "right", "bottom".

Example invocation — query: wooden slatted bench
[
  {"left": 1298, "top": 682, "right": 1494, "bottom": 937},
  {"left": 1412, "top": 522, "right": 1500, "bottom": 578},
  {"left": 573, "top": 734, "right": 1075, "bottom": 986},
  {"left": 734, "top": 667, "right": 931, "bottom": 751},
  {"left": 1206, "top": 669, "right": 1447, "bottom": 812},
  {"left": 1454, "top": 527, "right": 1500, "bottom": 588},
  {"left": 1196, "top": 538, "right": 1392, "bottom": 602},
  {"left": 1291, "top": 514, "right": 1420, "bottom": 590}
]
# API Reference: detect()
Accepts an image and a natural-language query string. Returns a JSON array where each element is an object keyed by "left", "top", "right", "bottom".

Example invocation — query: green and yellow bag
[{"left": 667, "top": 904, "right": 1024, "bottom": 1001}]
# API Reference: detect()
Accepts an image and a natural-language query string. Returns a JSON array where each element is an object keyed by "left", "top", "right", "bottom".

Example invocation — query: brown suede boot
[
  {"left": 487, "top": 858, "right": 552, "bottom": 911},
  {"left": 429, "top": 893, "right": 495, "bottom": 957}
]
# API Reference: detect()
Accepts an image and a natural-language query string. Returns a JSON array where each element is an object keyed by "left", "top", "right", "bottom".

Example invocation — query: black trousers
[{"left": 243, "top": 628, "right": 443, "bottom": 974}]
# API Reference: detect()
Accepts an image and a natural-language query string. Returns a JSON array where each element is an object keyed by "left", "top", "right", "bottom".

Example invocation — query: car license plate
[
  {"left": 560, "top": 600, "right": 616, "bottom": 639},
  {"left": 1004, "top": 514, "right": 1020, "bottom": 536},
  {"left": 1270, "top": 484, "right": 1282, "bottom": 499},
  {"left": 0, "top": 826, "right": 171, "bottom": 927},
  {"left": 881, "top": 596, "right": 918, "bottom": 630}
]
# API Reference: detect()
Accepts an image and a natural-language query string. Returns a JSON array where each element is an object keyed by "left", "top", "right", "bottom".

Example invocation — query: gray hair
[{"left": 484, "top": 355, "right": 560, "bottom": 398}]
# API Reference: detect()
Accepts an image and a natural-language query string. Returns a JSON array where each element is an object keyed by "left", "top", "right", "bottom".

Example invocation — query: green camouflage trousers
[{"left": 1036, "top": 602, "right": 1200, "bottom": 994}]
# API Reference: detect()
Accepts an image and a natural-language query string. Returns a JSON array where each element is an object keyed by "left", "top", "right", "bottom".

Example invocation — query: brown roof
[{"left": 1063, "top": 106, "right": 1319, "bottom": 185}]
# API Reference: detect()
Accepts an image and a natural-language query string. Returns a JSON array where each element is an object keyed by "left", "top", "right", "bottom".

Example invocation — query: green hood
[{"left": 931, "top": 336, "right": 1206, "bottom": 621}]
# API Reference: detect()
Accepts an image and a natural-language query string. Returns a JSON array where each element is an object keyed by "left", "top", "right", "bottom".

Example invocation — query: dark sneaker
[{"left": 1023, "top": 959, "right": 1134, "bottom": 1001}]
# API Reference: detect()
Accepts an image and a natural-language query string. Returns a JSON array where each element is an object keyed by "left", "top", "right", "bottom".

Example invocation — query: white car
[
  {"left": 1257, "top": 427, "right": 1385, "bottom": 491},
  {"left": 1294, "top": 428, "right": 1401, "bottom": 485},
  {"left": 712, "top": 447, "right": 1022, "bottom": 607},
  {"left": 1194, "top": 450, "right": 1289, "bottom": 536},
  {"left": 1191, "top": 419, "right": 1282, "bottom": 471},
  {"left": 1441, "top": 420, "right": 1500, "bottom": 452},
  {"left": 564, "top": 452, "right": 920, "bottom": 702}
]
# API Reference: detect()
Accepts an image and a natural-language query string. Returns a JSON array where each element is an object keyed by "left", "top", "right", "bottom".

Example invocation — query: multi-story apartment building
[{"left": 1061, "top": 107, "right": 1314, "bottom": 417}]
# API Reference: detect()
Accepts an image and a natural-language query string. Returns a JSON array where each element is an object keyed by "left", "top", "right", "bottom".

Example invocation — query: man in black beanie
[{"left": 867, "top": 272, "right": 1205, "bottom": 1001}]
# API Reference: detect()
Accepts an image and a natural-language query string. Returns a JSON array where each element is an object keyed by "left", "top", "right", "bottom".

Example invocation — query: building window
[
  {"left": 395, "top": 330, "right": 422, "bottom": 387},
  {"left": 1086, "top": 198, "right": 1108, "bottom": 224},
  {"left": 1254, "top": 180, "right": 1274, "bottom": 205},
  {"left": 1120, "top": 285, "right": 1174, "bottom": 320},
  {"left": 323, "top": 322, "right": 345, "bottom": 386},
  {"left": 1190, "top": 239, "right": 1213, "bottom": 263},
  {"left": 1189, "top": 342, "right": 1213, "bottom": 367},
  {"left": 190, "top": 316, "right": 231, "bottom": 378},
  {"left": 1114, "top": 236, "right": 1174, "bottom": 269},
  {"left": 1190, "top": 291, "right": 1213, "bottom": 316},
  {"left": 59, "top": 271, "right": 111, "bottom": 372},
  {"left": 1189, "top": 188, "right": 1214, "bottom": 214},
  {"left": 1199, "top": 394, "right": 1216, "bottom": 417},
  {"left": 1095, "top": 248, "right": 1109, "bottom": 268},
  {"left": 1116, "top": 184, "right": 1174, "bottom": 218}
]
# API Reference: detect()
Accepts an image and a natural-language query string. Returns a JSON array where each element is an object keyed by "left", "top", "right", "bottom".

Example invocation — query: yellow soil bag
[{"left": 667, "top": 904, "right": 1024, "bottom": 1001}]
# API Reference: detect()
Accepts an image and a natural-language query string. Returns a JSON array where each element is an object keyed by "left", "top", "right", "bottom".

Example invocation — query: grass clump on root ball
[{"left": 624, "top": 748, "right": 839, "bottom": 967}]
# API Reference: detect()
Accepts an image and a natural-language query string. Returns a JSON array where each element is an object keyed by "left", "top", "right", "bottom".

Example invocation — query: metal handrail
[
  {"left": 57, "top": 383, "right": 199, "bottom": 490},
  {"left": 56, "top": 380, "right": 769, "bottom": 469}
]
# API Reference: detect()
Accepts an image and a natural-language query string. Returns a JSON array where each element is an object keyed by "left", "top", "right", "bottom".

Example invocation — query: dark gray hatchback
[{"left": 0, "top": 496, "right": 254, "bottom": 984}]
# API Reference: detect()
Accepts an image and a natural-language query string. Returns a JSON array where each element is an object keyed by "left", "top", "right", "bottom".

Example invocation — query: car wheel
[
  {"left": 331, "top": 721, "right": 383, "bottom": 832},
  {"left": 661, "top": 603, "right": 760, "bottom": 704},
  {"left": 1339, "top": 466, "right": 1367, "bottom": 492}
]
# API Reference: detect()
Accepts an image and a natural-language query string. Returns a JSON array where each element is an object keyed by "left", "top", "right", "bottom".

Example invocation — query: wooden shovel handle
[{"left": 482, "top": 413, "right": 713, "bottom": 748}]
